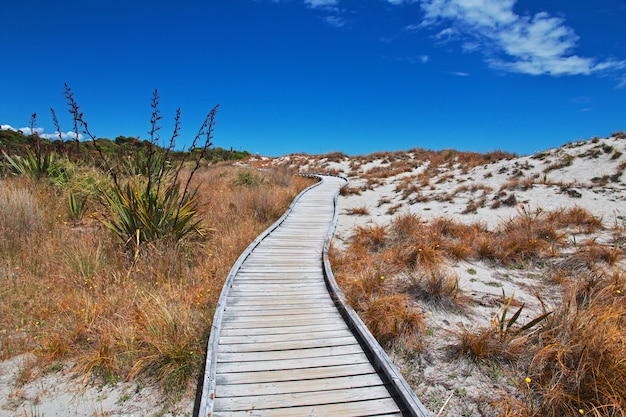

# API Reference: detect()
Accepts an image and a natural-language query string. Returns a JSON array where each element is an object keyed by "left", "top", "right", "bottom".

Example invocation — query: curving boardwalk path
[{"left": 198, "top": 175, "right": 430, "bottom": 417}]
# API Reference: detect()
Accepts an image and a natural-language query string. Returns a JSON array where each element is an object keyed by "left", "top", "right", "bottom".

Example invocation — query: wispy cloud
[
  {"left": 17, "top": 127, "right": 44, "bottom": 136},
  {"left": 304, "top": 0, "right": 338, "bottom": 9},
  {"left": 40, "top": 131, "right": 84, "bottom": 141},
  {"left": 302, "top": 0, "right": 349, "bottom": 28},
  {"left": 1, "top": 124, "right": 83, "bottom": 140},
  {"left": 384, "top": 0, "right": 419, "bottom": 4},
  {"left": 325, "top": 15, "right": 347, "bottom": 28},
  {"left": 415, "top": 0, "right": 626, "bottom": 76},
  {"left": 449, "top": 71, "right": 470, "bottom": 76}
]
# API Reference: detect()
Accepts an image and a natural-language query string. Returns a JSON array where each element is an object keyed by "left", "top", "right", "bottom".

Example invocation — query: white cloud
[
  {"left": 418, "top": 0, "right": 626, "bottom": 76},
  {"left": 449, "top": 71, "right": 470, "bottom": 76},
  {"left": 304, "top": 0, "right": 337, "bottom": 8},
  {"left": 18, "top": 127, "right": 44, "bottom": 136},
  {"left": 616, "top": 76, "right": 626, "bottom": 90},
  {"left": 40, "top": 131, "right": 84, "bottom": 141},
  {"left": 1, "top": 124, "right": 84, "bottom": 141}
]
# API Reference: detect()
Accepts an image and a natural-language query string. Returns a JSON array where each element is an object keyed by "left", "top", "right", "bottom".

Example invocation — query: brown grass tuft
[{"left": 359, "top": 294, "right": 425, "bottom": 349}]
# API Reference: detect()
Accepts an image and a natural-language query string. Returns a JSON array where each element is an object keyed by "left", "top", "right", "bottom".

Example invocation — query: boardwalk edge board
[{"left": 198, "top": 173, "right": 432, "bottom": 417}]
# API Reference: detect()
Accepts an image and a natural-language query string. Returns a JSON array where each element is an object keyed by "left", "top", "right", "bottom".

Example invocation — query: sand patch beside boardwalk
[{"left": 0, "top": 354, "right": 193, "bottom": 417}]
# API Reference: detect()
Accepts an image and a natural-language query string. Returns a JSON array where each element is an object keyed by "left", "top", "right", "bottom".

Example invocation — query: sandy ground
[
  {"left": 2, "top": 135, "right": 625, "bottom": 416},
  {"left": 0, "top": 354, "right": 194, "bottom": 416}
]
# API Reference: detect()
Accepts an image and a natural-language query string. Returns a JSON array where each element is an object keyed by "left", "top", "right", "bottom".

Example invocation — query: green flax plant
[
  {"left": 62, "top": 85, "right": 219, "bottom": 251},
  {"left": 2, "top": 114, "right": 56, "bottom": 179}
]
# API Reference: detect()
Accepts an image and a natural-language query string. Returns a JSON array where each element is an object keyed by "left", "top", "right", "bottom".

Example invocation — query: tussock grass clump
[
  {"left": 346, "top": 205, "right": 370, "bottom": 215},
  {"left": 360, "top": 294, "right": 425, "bottom": 349},
  {"left": 351, "top": 224, "right": 388, "bottom": 252},
  {"left": 405, "top": 267, "right": 465, "bottom": 311}
]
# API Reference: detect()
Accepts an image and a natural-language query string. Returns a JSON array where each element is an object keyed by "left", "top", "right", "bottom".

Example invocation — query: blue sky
[{"left": 1, "top": 0, "right": 625, "bottom": 156}]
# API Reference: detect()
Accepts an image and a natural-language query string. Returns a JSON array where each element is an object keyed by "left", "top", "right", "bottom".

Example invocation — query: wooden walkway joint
[{"left": 198, "top": 174, "right": 431, "bottom": 417}]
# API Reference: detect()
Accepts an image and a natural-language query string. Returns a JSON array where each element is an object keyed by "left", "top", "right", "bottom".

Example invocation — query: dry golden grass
[
  {"left": 345, "top": 205, "right": 370, "bottom": 216},
  {"left": 404, "top": 266, "right": 466, "bottom": 311},
  {"left": 0, "top": 164, "right": 311, "bottom": 396},
  {"left": 360, "top": 293, "right": 425, "bottom": 349}
]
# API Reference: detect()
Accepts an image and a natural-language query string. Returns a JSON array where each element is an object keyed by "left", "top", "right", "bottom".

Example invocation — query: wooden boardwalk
[{"left": 198, "top": 175, "right": 430, "bottom": 417}]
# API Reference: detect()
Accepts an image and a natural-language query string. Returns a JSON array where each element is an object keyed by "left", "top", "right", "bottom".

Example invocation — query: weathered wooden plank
[
  {"left": 219, "top": 316, "right": 342, "bottom": 329},
  {"left": 215, "top": 362, "right": 377, "bottom": 385},
  {"left": 226, "top": 292, "right": 330, "bottom": 300},
  {"left": 219, "top": 328, "right": 354, "bottom": 345},
  {"left": 216, "top": 351, "right": 370, "bottom": 373},
  {"left": 224, "top": 298, "right": 332, "bottom": 307},
  {"left": 238, "top": 267, "right": 322, "bottom": 272},
  {"left": 216, "top": 373, "right": 386, "bottom": 397},
  {"left": 240, "top": 261, "right": 320, "bottom": 267},
  {"left": 232, "top": 277, "right": 325, "bottom": 283},
  {"left": 217, "top": 343, "right": 364, "bottom": 362},
  {"left": 217, "top": 336, "right": 358, "bottom": 352},
  {"left": 219, "top": 322, "right": 347, "bottom": 337},
  {"left": 223, "top": 306, "right": 338, "bottom": 317},
  {"left": 213, "top": 401, "right": 403, "bottom": 417},
  {"left": 227, "top": 288, "right": 328, "bottom": 295},
  {"left": 221, "top": 311, "right": 341, "bottom": 323},
  {"left": 229, "top": 282, "right": 326, "bottom": 289},
  {"left": 223, "top": 300, "right": 335, "bottom": 310},
  {"left": 214, "top": 385, "right": 395, "bottom": 412},
  {"left": 234, "top": 274, "right": 325, "bottom": 280},
  {"left": 228, "top": 296, "right": 336, "bottom": 306}
]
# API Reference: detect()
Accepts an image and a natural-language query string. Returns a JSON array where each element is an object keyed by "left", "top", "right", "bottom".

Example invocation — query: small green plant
[
  {"left": 493, "top": 290, "right": 552, "bottom": 342},
  {"left": 117, "top": 393, "right": 132, "bottom": 404},
  {"left": 68, "top": 191, "right": 87, "bottom": 223},
  {"left": 2, "top": 148, "right": 56, "bottom": 179},
  {"left": 1, "top": 114, "right": 57, "bottom": 179},
  {"left": 234, "top": 169, "right": 260, "bottom": 186}
]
